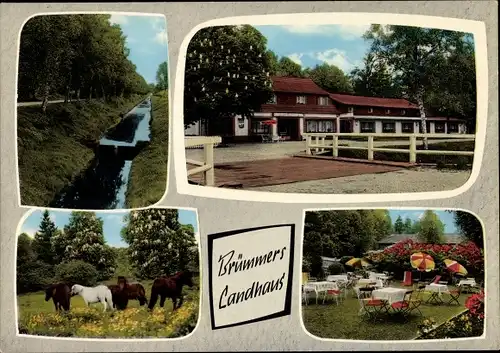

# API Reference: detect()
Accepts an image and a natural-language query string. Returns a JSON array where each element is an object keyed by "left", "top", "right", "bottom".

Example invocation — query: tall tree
[
  {"left": 32, "top": 210, "right": 58, "bottom": 265},
  {"left": 416, "top": 210, "right": 445, "bottom": 243},
  {"left": 364, "top": 25, "right": 470, "bottom": 148},
  {"left": 450, "top": 210, "right": 483, "bottom": 248},
  {"left": 52, "top": 211, "right": 116, "bottom": 280},
  {"left": 266, "top": 50, "right": 280, "bottom": 76},
  {"left": 350, "top": 52, "right": 402, "bottom": 98},
  {"left": 17, "top": 233, "right": 35, "bottom": 264},
  {"left": 156, "top": 61, "right": 169, "bottom": 91},
  {"left": 305, "top": 63, "right": 353, "bottom": 93},
  {"left": 403, "top": 217, "right": 414, "bottom": 234},
  {"left": 184, "top": 25, "right": 274, "bottom": 131},
  {"left": 394, "top": 216, "right": 405, "bottom": 234},
  {"left": 275, "top": 57, "right": 305, "bottom": 77},
  {"left": 122, "top": 209, "right": 198, "bottom": 279}
]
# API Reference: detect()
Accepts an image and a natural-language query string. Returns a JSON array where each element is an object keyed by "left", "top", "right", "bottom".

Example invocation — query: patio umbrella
[
  {"left": 345, "top": 257, "right": 371, "bottom": 268},
  {"left": 410, "top": 252, "right": 435, "bottom": 272},
  {"left": 444, "top": 259, "right": 468, "bottom": 276},
  {"left": 261, "top": 119, "right": 277, "bottom": 125}
]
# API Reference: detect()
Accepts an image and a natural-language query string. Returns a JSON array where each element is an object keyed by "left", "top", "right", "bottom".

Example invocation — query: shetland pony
[
  {"left": 108, "top": 277, "right": 148, "bottom": 310},
  {"left": 71, "top": 284, "right": 114, "bottom": 312},
  {"left": 148, "top": 271, "right": 194, "bottom": 311},
  {"left": 45, "top": 283, "right": 71, "bottom": 312}
]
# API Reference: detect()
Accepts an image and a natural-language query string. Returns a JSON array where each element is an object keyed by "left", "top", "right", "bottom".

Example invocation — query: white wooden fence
[
  {"left": 303, "top": 133, "right": 475, "bottom": 163},
  {"left": 185, "top": 136, "right": 222, "bottom": 186}
]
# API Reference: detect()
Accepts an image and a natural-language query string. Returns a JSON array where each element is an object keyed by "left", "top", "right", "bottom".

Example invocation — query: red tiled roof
[
  {"left": 329, "top": 93, "right": 419, "bottom": 109},
  {"left": 271, "top": 76, "right": 330, "bottom": 95},
  {"left": 261, "top": 104, "right": 339, "bottom": 115}
]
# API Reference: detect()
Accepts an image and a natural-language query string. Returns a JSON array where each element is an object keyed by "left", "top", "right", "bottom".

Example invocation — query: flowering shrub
[
  {"left": 18, "top": 293, "right": 200, "bottom": 338},
  {"left": 416, "top": 291, "right": 485, "bottom": 339},
  {"left": 365, "top": 239, "right": 484, "bottom": 279}
]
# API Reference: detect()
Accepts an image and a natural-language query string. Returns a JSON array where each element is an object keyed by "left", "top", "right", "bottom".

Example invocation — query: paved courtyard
[{"left": 185, "top": 140, "right": 473, "bottom": 193}]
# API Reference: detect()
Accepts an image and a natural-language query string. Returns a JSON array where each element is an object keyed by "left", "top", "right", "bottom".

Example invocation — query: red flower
[{"left": 465, "top": 290, "right": 485, "bottom": 319}]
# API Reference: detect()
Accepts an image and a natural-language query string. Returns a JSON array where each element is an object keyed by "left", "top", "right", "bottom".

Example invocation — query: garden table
[
  {"left": 372, "top": 287, "right": 408, "bottom": 305},
  {"left": 458, "top": 279, "right": 476, "bottom": 286},
  {"left": 425, "top": 283, "right": 449, "bottom": 304},
  {"left": 326, "top": 275, "right": 349, "bottom": 282},
  {"left": 357, "top": 278, "right": 377, "bottom": 286},
  {"left": 306, "top": 281, "right": 339, "bottom": 305}
]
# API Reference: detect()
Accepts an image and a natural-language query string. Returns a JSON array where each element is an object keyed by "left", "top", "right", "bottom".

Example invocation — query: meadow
[{"left": 17, "top": 277, "right": 200, "bottom": 339}]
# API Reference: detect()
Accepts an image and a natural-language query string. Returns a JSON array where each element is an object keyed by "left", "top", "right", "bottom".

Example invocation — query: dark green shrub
[
  {"left": 328, "top": 263, "right": 345, "bottom": 275},
  {"left": 17, "top": 260, "right": 54, "bottom": 294},
  {"left": 55, "top": 260, "right": 99, "bottom": 286}
]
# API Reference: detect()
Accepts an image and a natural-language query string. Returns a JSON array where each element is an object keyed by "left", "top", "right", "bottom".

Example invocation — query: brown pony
[
  {"left": 148, "top": 271, "right": 194, "bottom": 311},
  {"left": 108, "top": 277, "right": 148, "bottom": 310},
  {"left": 45, "top": 283, "right": 71, "bottom": 312}
]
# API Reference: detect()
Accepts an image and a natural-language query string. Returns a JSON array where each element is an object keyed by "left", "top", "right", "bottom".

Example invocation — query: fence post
[
  {"left": 409, "top": 135, "right": 417, "bottom": 163},
  {"left": 332, "top": 135, "right": 338, "bottom": 157},
  {"left": 313, "top": 136, "right": 319, "bottom": 154},
  {"left": 367, "top": 136, "right": 374, "bottom": 161},
  {"left": 204, "top": 141, "right": 215, "bottom": 186},
  {"left": 320, "top": 136, "right": 325, "bottom": 153},
  {"left": 305, "top": 135, "right": 311, "bottom": 155}
]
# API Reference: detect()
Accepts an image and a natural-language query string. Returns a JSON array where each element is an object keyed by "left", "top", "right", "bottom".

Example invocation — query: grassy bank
[
  {"left": 17, "top": 95, "right": 145, "bottom": 206},
  {"left": 17, "top": 277, "right": 199, "bottom": 338},
  {"left": 125, "top": 92, "right": 169, "bottom": 208},
  {"left": 335, "top": 141, "right": 475, "bottom": 169}
]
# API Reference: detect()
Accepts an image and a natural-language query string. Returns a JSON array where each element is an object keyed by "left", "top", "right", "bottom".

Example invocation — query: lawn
[
  {"left": 125, "top": 92, "right": 169, "bottom": 208},
  {"left": 17, "top": 95, "right": 146, "bottom": 207},
  {"left": 302, "top": 283, "right": 469, "bottom": 340},
  {"left": 17, "top": 277, "right": 199, "bottom": 338}
]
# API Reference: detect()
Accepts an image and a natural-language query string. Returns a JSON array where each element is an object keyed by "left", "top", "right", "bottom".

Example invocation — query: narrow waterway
[{"left": 50, "top": 96, "right": 152, "bottom": 210}]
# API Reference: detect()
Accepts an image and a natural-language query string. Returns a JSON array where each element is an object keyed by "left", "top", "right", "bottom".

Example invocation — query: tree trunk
[
  {"left": 101, "top": 84, "right": 106, "bottom": 102},
  {"left": 76, "top": 88, "right": 81, "bottom": 102},
  {"left": 416, "top": 88, "right": 428, "bottom": 150},
  {"left": 64, "top": 72, "right": 72, "bottom": 104},
  {"left": 41, "top": 84, "right": 49, "bottom": 113},
  {"left": 88, "top": 86, "right": 93, "bottom": 101}
]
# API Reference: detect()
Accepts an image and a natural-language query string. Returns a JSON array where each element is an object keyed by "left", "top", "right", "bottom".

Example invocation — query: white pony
[{"left": 71, "top": 284, "right": 114, "bottom": 312}]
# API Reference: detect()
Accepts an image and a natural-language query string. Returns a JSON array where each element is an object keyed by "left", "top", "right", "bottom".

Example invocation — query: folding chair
[
  {"left": 447, "top": 286, "right": 462, "bottom": 305},
  {"left": 408, "top": 289, "right": 424, "bottom": 316},
  {"left": 356, "top": 287, "right": 386, "bottom": 321},
  {"left": 323, "top": 287, "right": 342, "bottom": 306},
  {"left": 390, "top": 290, "right": 412, "bottom": 321},
  {"left": 302, "top": 284, "right": 316, "bottom": 305}
]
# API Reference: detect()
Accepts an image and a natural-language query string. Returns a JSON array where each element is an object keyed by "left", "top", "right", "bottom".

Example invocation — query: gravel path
[{"left": 247, "top": 167, "right": 471, "bottom": 194}]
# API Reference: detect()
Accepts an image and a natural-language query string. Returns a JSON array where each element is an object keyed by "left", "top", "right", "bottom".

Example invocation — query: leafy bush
[
  {"left": 328, "top": 263, "right": 345, "bottom": 275},
  {"left": 17, "top": 261, "right": 54, "bottom": 294},
  {"left": 55, "top": 260, "right": 99, "bottom": 286}
]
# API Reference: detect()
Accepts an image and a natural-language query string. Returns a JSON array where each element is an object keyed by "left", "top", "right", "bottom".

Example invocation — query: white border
[
  {"left": 297, "top": 206, "right": 488, "bottom": 343},
  {"left": 14, "top": 205, "right": 203, "bottom": 342},
  {"left": 14, "top": 11, "right": 172, "bottom": 212},
  {"left": 173, "top": 13, "right": 488, "bottom": 203}
]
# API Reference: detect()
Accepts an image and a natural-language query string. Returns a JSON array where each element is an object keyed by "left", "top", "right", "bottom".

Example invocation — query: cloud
[
  {"left": 104, "top": 214, "right": 127, "bottom": 226},
  {"left": 311, "top": 48, "right": 362, "bottom": 73},
  {"left": 109, "top": 14, "right": 129, "bottom": 26},
  {"left": 49, "top": 213, "right": 56, "bottom": 223},
  {"left": 19, "top": 226, "right": 37, "bottom": 238},
  {"left": 154, "top": 29, "right": 168, "bottom": 45},
  {"left": 281, "top": 24, "right": 371, "bottom": 40},
  {"left": 287, "top": 53, "right": 304, "bottom": 65}
]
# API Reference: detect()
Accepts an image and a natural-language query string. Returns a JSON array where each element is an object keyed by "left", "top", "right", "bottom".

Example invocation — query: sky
[
  {"left": 109, "top": 14, "right": 169, "bottom": 85},
  {"left": 18, "top": 209, "right": 199, "bottom": 248},
  {"left": 255, "top": 24, "right": 372, "bottom": 74},
  {"left": 388, "top": 209, "right": 458, "bottom": 234}
]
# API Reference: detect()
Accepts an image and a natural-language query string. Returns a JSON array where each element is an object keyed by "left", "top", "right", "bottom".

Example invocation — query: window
[
  {"left": 382, "top": 121, "right": 396, "bottom": 133},
  {"left": 306, "top": 120, "right": 335, "bottom": 133},
  {"left": 251, "top": 120, "right": 270, "bottom": 135},
  {"left": 268, "top": 94, "right": 277, "bottom": 104},
  {"left": 296, "top": 95, "right": 306, "bottom": 104},
  {"left": 348, "top": 106, "right": 354, "bottom": 113},
  {"left": 360, "top": 121, "right": 375, "bottom": 133},
  {"left": 368, "top": 108, "right": 374, "bottom": 113},
  {"left": 434, "top": 122, "right": 446, "bottom": 133},
  {"left": 385, "top": 109, "right": 391, "bottom": 114},
  {"left": 448, "top": 122, "right": 459, "bottom": 133},
  {"left": 402, "top": 122, "right": 414, "bottom": 133},
  {"left": 318, "top": 96, "right": 329, "bottom": 105},
  {"left": 401, "top": 109, "right": 406, "bottom": 115}
]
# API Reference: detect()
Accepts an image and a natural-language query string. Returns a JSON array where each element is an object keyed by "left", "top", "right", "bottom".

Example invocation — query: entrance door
[
  {"left": 278, "top": 118, "right": 300, "bottom": 140},
  {"left": 340, "top": 119, "right": 353, "bottom": 133}
]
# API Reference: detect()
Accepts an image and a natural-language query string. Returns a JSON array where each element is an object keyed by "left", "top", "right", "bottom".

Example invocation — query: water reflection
[{"left": 51, "top": 97, "right": 152, "bottom": 209}]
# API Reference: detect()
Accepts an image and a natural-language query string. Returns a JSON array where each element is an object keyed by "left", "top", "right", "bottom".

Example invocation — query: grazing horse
[
  {"left": 108, "top": 277, "right": 148, "bottom": 310},
  {"left": 71, "top": 284, "right": 114, "bottom": 312},
  {"left": 45, "top": 283, "right": 71, "bottom": 312},
  {"left": 148, "top": 271, "right": 195, "bottom": 311}
]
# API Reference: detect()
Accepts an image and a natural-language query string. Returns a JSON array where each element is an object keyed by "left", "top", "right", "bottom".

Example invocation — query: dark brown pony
[
  {"left": 108, "top": 277, "right": 148, "bottom": 310},
  {"left": 45, "top": 283, "right": 71, "bottom": 312},
  {"left": 148, "top": 271, "right": 194, "bottom": 311}
]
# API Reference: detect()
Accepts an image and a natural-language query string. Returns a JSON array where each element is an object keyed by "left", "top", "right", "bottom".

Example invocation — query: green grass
[
  {"left": 17, "top": 95, "right": 145, "bottom": 206},
  {"left": 335, "top": 141, "right": 475, "bottom": 169},
  {"left": 125, "top": 93, "right": 169, "bottom": 208},
  {"left": 302, "top": 283, "right": 469, "bottom": 341},
  {"left": 17, "top": 276, "right": 200, "bottom": 338}
]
